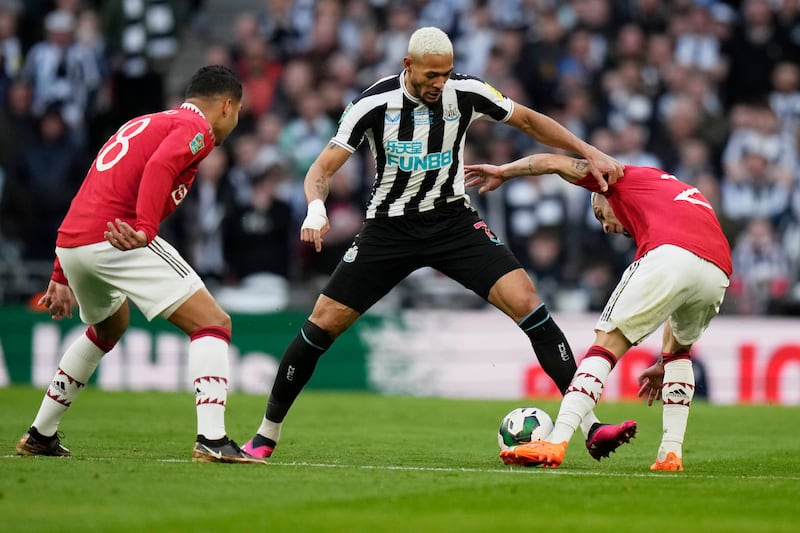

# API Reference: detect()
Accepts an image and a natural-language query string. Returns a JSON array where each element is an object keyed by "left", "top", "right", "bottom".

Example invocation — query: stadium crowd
[{"left": 1, "top": 0, "right": 799, "bottom": 316}]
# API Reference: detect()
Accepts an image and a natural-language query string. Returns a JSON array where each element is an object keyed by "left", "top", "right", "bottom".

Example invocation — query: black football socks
[
  {"left": 518, "top": 304, "right": 577, "bottom": 394},
  {"left": 265, "top": 319, "right": 333, "bottom": 423}
]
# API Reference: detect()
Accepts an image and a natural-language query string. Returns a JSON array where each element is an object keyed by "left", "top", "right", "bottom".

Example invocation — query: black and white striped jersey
[{"left": 331, "top": 70, "right": 514, "bottom": 218}]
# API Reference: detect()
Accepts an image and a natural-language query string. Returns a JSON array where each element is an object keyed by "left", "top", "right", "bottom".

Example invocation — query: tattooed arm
[
  {"left": 303, "top": 142, "right": 352, "bottom": 204},
  {"left": 464, "top": 154, "right": 592, "bottom": 195},
  {"left": 301, "top": 142, "right": 353, "bottom": 252}
]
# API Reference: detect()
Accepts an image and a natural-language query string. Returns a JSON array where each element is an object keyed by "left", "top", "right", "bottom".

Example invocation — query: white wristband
[{"left": 302, "top": 199, "right": 328, "bottom": 231}]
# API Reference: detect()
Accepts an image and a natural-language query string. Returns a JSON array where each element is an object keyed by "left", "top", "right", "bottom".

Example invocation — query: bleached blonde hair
[{"left": 407, "top": 27, "right": 453, "bottom": 58}]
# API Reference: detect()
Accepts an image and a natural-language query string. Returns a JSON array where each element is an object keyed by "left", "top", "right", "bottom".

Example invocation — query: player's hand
[
  {"left": 464, "top": 164, "right": 504, "bottom": 194},
  {"left": 637, "top": 362, "right": 665, "bottom": 407},
  {"left": 300, "top": 199, "right": 329, "bottom": 252},
  {"left": 583, "top": 147, "right": 624, "bottom": 192},
  {"left": 105, "top": 219, "right": 148, "bottom": 250},
  {"left": 38, "top": 280, "right": 76, "bottom": 321}
]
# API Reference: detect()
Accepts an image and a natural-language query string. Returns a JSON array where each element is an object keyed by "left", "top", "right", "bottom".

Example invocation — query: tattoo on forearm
[
  {"left": 527, "top": 156, "right": 534, "bottom": 175},
  {"left": 314, "top": 176, "right": 328, "bottom": 197},
  {"left": 572, "top": 159, "right": 588, "bottom": 172}
]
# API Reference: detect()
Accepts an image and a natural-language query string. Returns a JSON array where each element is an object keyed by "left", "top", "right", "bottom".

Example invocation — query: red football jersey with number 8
[{"left": 56, "top": 105, "right": 214, "bottom": 247}]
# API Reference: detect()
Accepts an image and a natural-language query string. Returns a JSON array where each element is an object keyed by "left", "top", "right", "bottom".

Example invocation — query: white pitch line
[
  {"left": 262, "top": 461, "right": 800, "bottom": 481},
  {"left": 5, "top": 455, "right": 799, "bottom": 481}
]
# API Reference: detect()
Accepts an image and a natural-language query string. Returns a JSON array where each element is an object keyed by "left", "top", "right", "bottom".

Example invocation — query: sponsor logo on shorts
[
  {"left": 343, "top": 244, "right": 359, "bottom": 263},
  {"left": 473, "top": 220, "right": 503, "bottom": 245}
]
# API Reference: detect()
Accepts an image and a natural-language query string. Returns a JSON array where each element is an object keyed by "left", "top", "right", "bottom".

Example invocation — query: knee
[
  {"left": 308, "top": 301, "right": 358, "bottom": 338},
  {"left": 489, "top": 272, "right": 543, "bottom": 314},
  {"left": 493, "top": 288, "right": 543, "bottom": 323}
]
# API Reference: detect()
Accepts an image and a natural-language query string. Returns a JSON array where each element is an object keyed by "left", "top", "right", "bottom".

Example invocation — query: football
[{"left": 497, "top": 407, "right": 554, "bottom": 451}]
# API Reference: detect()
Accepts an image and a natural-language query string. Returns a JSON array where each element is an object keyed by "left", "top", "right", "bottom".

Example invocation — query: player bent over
[
  {"left": 465, "top": 154, "right": 731, "bottom": 471},
  {"left": 16, "top": 65, "right": 263, "bottom": 464}
]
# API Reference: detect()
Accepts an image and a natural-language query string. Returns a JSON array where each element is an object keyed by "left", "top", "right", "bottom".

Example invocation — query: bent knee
[
  {"left": 488, "top": 274, "right": 543, "bottom": 320},
  {"left": 308, "top": 295, "right": 359, "bottom": 337}
]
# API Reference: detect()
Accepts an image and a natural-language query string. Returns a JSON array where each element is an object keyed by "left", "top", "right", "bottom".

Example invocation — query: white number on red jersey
[
  {"left": 674, "top": 187, "right": 712, "bottom": 209},
  {"left": 660, "top": 173, "right": 712, "bottom": 209},
  {"left": 95, "top": 118, "right": 151, "bottom": 171}
]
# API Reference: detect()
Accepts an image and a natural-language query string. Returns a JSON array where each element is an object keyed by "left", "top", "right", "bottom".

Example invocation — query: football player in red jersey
[
  {"left": 465, "top": 154, "right": 732, "bottom": 471},
  {"left": 16, "top": 65, "right": 263, "bottom": 464}
]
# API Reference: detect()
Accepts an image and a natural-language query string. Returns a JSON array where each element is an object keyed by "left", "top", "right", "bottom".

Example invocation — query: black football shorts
[{"left": 322, "top": 201, "right": 522, "bottom": 313}]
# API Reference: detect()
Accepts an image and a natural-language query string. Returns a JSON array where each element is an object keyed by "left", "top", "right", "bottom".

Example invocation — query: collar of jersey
[
  {"left": 398, "top": 70, "right": 421, "bottom": 104},
  {"left": 180, "top": 102, "right": 207, "bottom": 120}
]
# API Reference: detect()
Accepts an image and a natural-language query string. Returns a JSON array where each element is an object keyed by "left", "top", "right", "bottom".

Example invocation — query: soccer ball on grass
[{"left": 497, "top": 407, "right": 554, "bottom": 451}]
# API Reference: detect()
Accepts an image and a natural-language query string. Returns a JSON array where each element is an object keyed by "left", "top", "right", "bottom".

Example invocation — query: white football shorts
[
  {"left": 596, "top": 244, "right": 729, "bottom": 346},
  {"left": 56, "top": 236, "right": 205, "bottom": 324}
]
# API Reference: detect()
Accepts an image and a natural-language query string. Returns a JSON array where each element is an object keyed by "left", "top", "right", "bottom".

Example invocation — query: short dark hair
[{"left": 185, "top": 65, "right": 242, "bottom": 101}]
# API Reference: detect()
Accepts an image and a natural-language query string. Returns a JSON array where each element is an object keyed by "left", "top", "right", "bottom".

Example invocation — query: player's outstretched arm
[
  {"left": 300, "top": 143, "right": 352, "bottom": 252},
  {"left": 505, "top": 104, "right": 623, "bottom": 191},
  {"left": 465, "top": 154, "right": 591, "bottom": 194}
]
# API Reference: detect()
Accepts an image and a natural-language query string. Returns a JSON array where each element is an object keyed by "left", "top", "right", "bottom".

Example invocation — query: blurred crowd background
[{"left": 1, "top": 0, "right": 799, "bottom": 316}]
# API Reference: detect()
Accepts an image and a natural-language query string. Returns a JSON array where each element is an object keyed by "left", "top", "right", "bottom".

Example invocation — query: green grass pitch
[{"left": 1, "top": 386, "right": 797, "bottom": 532}]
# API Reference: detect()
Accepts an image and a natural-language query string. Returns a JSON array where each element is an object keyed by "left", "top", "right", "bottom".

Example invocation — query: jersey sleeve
[
  {"left": 330, "top": 100, "right": 369, "bottom": 153},
  {"left": 456, "top": 75, "right": 514, "bottom": 122},
  {"left": 51, "top": 256, "right": 68, "bottom": 285},
  {"left": 134, "top": 122, "right": 210, "bottom": 241}
]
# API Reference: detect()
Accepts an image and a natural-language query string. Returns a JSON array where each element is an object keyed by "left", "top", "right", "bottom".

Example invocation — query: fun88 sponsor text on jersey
[{"left": 330, "top": 70, "right": 512, "bottom": 218}]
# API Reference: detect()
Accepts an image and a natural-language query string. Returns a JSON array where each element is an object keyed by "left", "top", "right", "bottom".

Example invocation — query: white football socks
[
  {"left": 549, "top": 355, "right": 612, "bottom": 443},
  {"left": 32, "top": 330, "right": 106, "bottom": 436},
  {"left": 658, "top": 359, "right": 695, "bottom": 459},
  {"left": 189, "top": 335, "right": 230, "bottom": 441},
  {"left": 256, "top": 418, "right": 282, "bottom": 444}
]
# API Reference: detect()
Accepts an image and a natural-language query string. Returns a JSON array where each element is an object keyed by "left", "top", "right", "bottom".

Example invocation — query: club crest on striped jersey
[
  {"left": 443, "top": 104, "right": 460, "bottom": 121},
  {"left": 343, "top": 244, "right": 359, "bottom": 263},
  {"left": 189, "top": 132, "right": 205, "bottom": 155}
]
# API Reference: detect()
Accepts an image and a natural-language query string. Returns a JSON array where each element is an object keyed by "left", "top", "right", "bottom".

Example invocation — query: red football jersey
[
  {"left": 57, "top": 104, "right": 214, "bottom": 248},
  {"left": 578, "top": 166, "right": 732, "bottom": 276}
]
